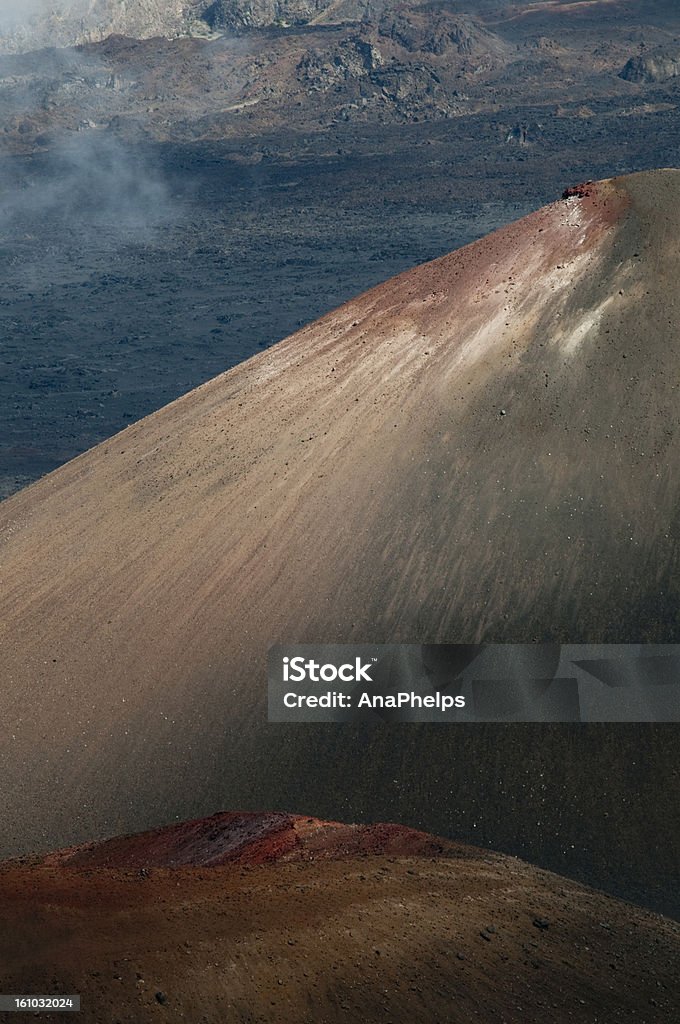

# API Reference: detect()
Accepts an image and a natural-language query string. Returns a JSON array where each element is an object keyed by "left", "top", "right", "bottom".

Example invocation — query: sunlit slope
[{"left": 1, "top": 169, "right": 679, "bottom": 913}]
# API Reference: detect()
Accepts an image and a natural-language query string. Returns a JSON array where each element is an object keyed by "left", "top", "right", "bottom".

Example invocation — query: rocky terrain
[
  {"left": 1, "top": 811, "right": 678, "bottom": 1023},
  {"left": 1, "top": 2, "right": 678, "bottom": 142},
  {"left": 1, "top": 169, "right": 680, "bottom": 921},
  {"left": 620, "top": 46, "right": 680, "bottom": 83},
  {"left": 0, "top": 0, "right": 211, "bottom": 54}
]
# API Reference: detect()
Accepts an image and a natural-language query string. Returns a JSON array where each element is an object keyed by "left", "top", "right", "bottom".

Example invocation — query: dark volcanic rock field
[{"left": 0, "top": 133, "right": 538, "bottom": 496}]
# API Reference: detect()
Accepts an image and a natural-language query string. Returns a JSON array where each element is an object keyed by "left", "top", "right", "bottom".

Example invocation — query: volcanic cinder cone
[
  {"left": 2, "top": 813, "right": 679, "bottom": 1024},
  {"left": 1, "top": 169, "right": 679, "bottom": 913}
]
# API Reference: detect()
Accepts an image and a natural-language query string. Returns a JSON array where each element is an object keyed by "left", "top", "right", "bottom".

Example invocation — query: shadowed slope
[
  {"left": 1, "top": 170, "right": 679, "bottom": 913},
  {"left": 1, "top": 814, "right": 679, "bottom": 1024}
]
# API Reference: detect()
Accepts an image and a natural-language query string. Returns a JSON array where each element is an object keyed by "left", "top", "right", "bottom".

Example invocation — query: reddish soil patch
[{"left": 40, "top": 812, "right": 457, "bottom": 869}]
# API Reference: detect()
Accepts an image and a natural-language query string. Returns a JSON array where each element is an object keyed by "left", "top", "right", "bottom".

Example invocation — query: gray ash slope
[{"left": 0, "top": 170, "right": 679, "bottom": 918}]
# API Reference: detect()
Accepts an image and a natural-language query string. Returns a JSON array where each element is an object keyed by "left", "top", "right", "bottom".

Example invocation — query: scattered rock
[
  {"left": 619, "top": 49, "right": 680, "bottom": 84},
  {"left": 205, "top": 0, "right": 333, "bottom": 31},
  {"left": 562, "top": 182, "right": 593, "bottom": 200}
]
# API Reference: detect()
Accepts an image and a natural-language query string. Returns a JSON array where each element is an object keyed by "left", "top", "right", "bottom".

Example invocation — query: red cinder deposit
[
  {"left": 1, "top": 812, "right": 679, "bottom": 1024},
  {"left": 39, "top": 811, "right": 456, "bottom": 869}
]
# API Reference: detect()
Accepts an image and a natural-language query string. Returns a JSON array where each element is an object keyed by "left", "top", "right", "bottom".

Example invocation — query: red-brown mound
[
  {"left": 0, "top": 817, "right": 678, "bottom": 1024},
  {"left": 39, "top": 812, "right": 457, "bottom": 869}
]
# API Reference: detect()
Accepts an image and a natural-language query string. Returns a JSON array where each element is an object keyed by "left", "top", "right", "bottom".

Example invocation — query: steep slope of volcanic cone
[
  {"left": 1, "top": 170, "right": 679, "bottom": 913},
  {"left": 2, "top": 814, "right": 679, "bottom": 1024}
]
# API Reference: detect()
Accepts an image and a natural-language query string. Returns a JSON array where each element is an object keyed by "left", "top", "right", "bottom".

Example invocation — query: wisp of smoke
[{"left": 0, "top": 128, "right": 172, "bottom": 242}]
